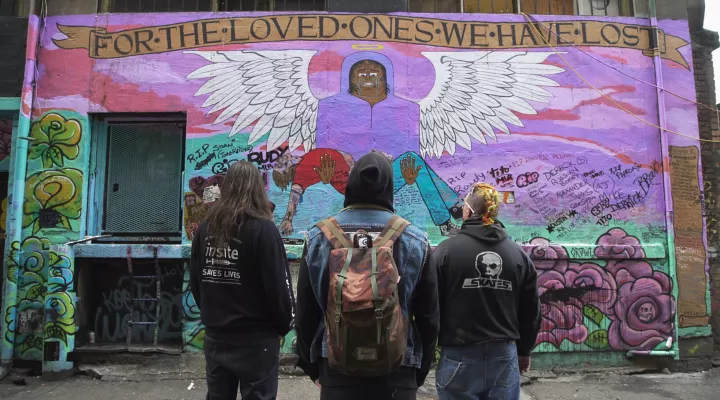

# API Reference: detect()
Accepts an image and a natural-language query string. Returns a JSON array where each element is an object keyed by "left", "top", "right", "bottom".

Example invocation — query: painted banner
[{"left": 52, "top": 15, "right": 689, "bottom": 67}]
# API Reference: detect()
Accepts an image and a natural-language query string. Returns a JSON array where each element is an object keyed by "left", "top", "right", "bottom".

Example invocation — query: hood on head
[
  {"left": 344, "top": 152, "right": 394, "bottom": 211},
  {"left": 459, "top": 218, "right": 508, "bottom": 244},
  {"left": 339, "top": 52, "right": 395, "bottom": 95}
]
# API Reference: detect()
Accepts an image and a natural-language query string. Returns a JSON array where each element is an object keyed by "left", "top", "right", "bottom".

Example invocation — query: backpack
[{"left": 316, "top": 215, "right": 410, "bottom": 377}]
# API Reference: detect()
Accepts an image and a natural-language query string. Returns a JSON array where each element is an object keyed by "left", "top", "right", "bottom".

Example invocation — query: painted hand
[
  {"left": 313, "top": 153, "right": 336, "bottom": 185},
  {"left": 519, "top": 356, "right": 531, "bottom": 373},
  {"left": 280, "top": 218, "right": 294, "bottom": 236},
  {"left": 400, "top": 154, "right": 422, "bottom": 185}
]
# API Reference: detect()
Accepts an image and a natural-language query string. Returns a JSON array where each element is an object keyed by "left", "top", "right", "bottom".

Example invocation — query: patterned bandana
[{"left": 465, "top": 183, "right": 500, "bottom": 226}]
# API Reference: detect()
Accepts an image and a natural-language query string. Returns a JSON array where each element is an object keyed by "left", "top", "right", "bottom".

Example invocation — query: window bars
[
  {"left": 408, "top": 0, "right": 635, "bottom": 16},
  {"left": 103, "top": 0, "right": 327, "bottom": 12},
  {"left": 101, "top": 1, "right": 636, "bottom": 23}
]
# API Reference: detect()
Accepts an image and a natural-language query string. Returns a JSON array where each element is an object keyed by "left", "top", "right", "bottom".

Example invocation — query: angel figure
[{"left": 187, "top": 50, "right": 564, "bottom": 159}]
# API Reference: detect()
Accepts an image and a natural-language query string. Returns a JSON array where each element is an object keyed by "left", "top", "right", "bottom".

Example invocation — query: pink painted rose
[
  {"left": 607, "top": 260, "right": 676, "bottom": 350},
  {"left": 565, "top": 262, "right": 617, "bottom": 315},
  {"left": 595, "top": 228, "right": 645, "bottom": 259},
  {"left": 535, "top": 261, "right": 617, "bottom": 347},
  {"left": 537, "top": 300, "right": 587, "bottom": 348},
  {"left": 528, "top": 238, "right": 569, "bottom": 272}
]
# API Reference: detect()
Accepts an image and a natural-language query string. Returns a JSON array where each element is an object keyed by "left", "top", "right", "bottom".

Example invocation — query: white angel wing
[
  {"left": 186, "top": 50, "right": 319, "bottom": 152},
  {"left": 419, "top": 52, "right": 564, "bottom": 158}
]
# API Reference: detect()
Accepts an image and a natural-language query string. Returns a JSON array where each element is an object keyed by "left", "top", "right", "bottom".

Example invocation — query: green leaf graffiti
[
  {"left": 585, "top": 330, "right": 609, "bottom": 349},
  {"left": 583, "top": 304, "right": 605, "bottom": 327},
  {"left": 187, "top": 328, "right": 206, "bottom": 350}
]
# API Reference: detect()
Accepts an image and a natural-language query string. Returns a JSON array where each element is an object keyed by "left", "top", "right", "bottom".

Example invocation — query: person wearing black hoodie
[
  {"left": 295, "top": 152, "right": 439, "bottom": 400},
  {"left": 434, "top": 183, "right": 540, "bottom": 400},
  {"left": 190, "top": 160, "right": 295, "bottom": 400}
]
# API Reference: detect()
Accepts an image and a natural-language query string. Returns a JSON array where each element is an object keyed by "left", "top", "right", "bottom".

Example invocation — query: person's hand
[
  {"left": 519, "top": 356, "right": 531, "bottom": 373},
  {"left": 314, "top": 379, "right": 321, "bottom": 388}
]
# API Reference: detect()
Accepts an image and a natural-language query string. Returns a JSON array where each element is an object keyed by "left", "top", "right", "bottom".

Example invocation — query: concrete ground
[{"left": 2, "top": 369, "right": 719, "bottom": 399}]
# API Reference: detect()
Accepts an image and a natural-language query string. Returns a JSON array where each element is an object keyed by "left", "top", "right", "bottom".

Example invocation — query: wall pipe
[
  {"left": 0, "top": 3, "right": 40, "bottom": 368},
  {"left": 626, "top": 350, "right": 678, "bottom": 358},
  {"left": 647, "top": 0, "right": 680, "bottom": 359}
]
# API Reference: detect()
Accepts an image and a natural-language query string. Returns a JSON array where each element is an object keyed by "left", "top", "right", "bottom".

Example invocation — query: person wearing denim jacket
[{"left": 295, "top": 152, "right": 440, "bottom": 400}]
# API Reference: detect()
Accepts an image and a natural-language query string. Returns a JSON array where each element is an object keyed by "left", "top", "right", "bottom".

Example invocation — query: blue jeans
[{"left": 435, "top": 341, "right": 520, "bottom": 400}]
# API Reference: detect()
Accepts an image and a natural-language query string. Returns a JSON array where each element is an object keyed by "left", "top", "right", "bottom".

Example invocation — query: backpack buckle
[
  {"left": 374, "top": 309, "right": 383, "bottom": 319},
  {"left": 335, "top": 310, "right": 341, "bottom": 323}
]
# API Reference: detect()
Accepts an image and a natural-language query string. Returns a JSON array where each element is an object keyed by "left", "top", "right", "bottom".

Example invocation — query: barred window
[
  {"left": 409, "top": 0, "right": 635, "bottom": 16},
  {"left": 219, "top": 0, "right": 327, "bottom": 11}
]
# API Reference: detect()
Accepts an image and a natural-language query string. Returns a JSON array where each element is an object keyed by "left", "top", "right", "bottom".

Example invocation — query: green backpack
[{"left": 316, "top": 215, "right": 410, "bottom": 377}]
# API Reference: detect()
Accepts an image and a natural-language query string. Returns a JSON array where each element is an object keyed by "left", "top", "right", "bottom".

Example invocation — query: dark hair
[{"left": 204, "top": 160, "right": 272, "bottom": 245}]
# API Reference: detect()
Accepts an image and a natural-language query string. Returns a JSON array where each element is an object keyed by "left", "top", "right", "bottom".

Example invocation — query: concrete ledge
[{"left": 74, "top": 244, "right": 191, "bottom": 259}]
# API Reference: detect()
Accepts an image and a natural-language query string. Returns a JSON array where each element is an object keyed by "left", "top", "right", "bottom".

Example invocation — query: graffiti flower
[
  {"left": 530, "top": 237, "right": 617, "bottom": 348},
  {"left": 564, "top": 262, "right": 618, "bottom": 315},
  {"left": 45, "top": 292, "right": 76, "bottom": 345},
  {"left": 607, "top": 260, "right": 675, "bottom": 350},
  {"left": 528, "top": 238, "right": 570, "bottom": 272},
  {"left": 23, "top": 168, "right": 83, "bottom": 234},
  {"left": 28, "top": 113, "right": 82, "bottom": 168},
  {"left": 595, "top": 228, "right": 645, "bottom": 259},
  {"left": 537, "top": 300, "right": 588, "bottom": 347},
  {"left": 530, "top": 238, "right": 582, "bottom": 347}
]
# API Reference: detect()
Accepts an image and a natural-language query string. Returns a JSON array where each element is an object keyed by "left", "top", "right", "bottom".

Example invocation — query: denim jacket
[{"left": 302, "top": 207, "right": 432, "bottom": 370}]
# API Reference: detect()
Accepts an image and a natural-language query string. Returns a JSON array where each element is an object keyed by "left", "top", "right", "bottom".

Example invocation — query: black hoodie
[
  {"left": 434, "top": 218, "right": 540, "bottom": 356},
  {"left": 190, "top": 218, "right": 296, "bottom": 341},
  {"left": 343, "top": 152, "right": 394, "bottom": 211},
  {"left": 295, "top": 152, "right": 439, "bottom": 389}
]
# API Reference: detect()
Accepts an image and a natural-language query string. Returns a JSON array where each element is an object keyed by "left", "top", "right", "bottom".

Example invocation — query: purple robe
[{"left": 316, "top": 52, "right": 420, "bottom": 159}]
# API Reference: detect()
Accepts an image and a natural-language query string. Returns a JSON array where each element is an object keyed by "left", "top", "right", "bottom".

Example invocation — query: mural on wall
[
  {"left": 5, "top": 237, "right": 76, "bottom": 359},
  {"left": 530, "top": 228, "right": 675, "bottom": 352},
  {"left": 12, "top": 12, "right": 703, "bottom": 359},
  {"left": 5, "top": 108, "right": 86, "bottom": 364}
]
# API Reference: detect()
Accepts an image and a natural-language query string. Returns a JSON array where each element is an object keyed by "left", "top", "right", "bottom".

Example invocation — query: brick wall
[
  {"left": 0, "top": 17, "right": 26, "bottom": 97},
  {"left": 691, "top": 27, "right": 720, "bottom": 354}
]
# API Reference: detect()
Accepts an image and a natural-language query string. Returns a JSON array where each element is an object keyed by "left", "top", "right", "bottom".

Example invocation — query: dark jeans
[
  {"left": 321, "top": 386, "right": 417, "bottom": 400},
  {"left": 436, "top": 341, "right": 520, "bottom": 400},
  {"left": 204, "top": 335, "right": 280, "bottom": 400}
]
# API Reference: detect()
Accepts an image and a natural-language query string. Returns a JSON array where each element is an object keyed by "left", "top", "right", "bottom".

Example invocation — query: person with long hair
[{"left": 190, "top": 160, "right": 296, "bottom": 400}]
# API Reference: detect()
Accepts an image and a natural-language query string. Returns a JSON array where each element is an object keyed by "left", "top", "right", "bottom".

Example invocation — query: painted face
[
  {"left": 349, "top": 60, "right": 388, "bottom": 106},
  {"left": 356, "top": 66, "right": 381, "bottom": 95}
]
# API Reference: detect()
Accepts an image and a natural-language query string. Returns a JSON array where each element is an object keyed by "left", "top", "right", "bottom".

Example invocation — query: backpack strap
[
  {"left": 375, "top": 216, "right": 411, "bottom": 248},
  {"left": 370, "top": 247, "right": 383, "bottom": 344},
  {"left": 316, "top": 217, "right": 352, "bottom": 249},
  {"left": 334, "top": 250, "right": 353, "bottom": 348}
]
